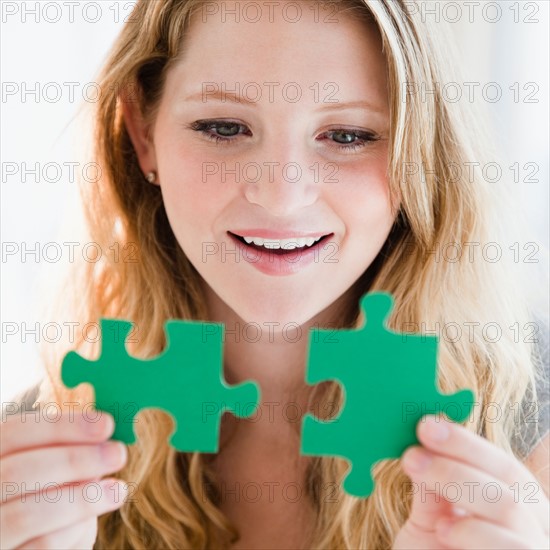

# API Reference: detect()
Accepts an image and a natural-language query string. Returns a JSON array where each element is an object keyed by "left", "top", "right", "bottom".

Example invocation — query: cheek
[
  {"left": 155, "top": 143, "right": 233, "bottom": 239},
  {"left": 330, "top": 149, "right": 395, "bottom": 269},
  {"left": 160, "top": 176, "right": 229, "bottom": 272},
  {"left": 336, "top": 148, "right": 394, "bottom": 227}
]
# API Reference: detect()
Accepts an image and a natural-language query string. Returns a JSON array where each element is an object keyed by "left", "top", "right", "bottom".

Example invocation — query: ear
[{"left": 119, "top": 84, "right": 159, "bottom": 185}]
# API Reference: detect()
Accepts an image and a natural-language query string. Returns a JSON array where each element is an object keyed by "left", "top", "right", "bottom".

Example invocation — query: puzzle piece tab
[
  {"left": 61, "top": 319, "right": 260, "bottom": 452},
  {"left": 301, "top": 292, "right": 475, "bottom": 498}
]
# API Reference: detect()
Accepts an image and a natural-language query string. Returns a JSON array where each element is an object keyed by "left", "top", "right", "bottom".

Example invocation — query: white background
[{"left": 1, "top": 0, "right": 549, "bottom": 402}]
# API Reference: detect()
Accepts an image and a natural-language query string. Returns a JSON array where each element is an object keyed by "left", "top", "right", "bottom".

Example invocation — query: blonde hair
[{"left": 35, "top": 0, "right": 547, "bottom": 548}]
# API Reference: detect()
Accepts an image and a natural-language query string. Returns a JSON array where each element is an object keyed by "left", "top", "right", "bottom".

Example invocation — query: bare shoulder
[{"left": 523, "top": 432, "right": 550, "bottom": 499}]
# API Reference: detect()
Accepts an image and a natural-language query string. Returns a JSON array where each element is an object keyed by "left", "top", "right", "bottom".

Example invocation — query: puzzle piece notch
[
  {"left": 62, "top": 318, "right": 260, "bottom": 452},
  {"left": 301, "top": 291, "right": 475, "bottom": 498}
]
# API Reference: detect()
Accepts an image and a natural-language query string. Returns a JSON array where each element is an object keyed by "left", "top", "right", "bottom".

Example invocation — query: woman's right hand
[{"left": 0, "top": 409, "right": 128, "bottom": 549}]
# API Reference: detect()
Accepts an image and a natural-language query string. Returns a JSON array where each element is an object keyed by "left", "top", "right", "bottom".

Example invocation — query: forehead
[{"left": 164, "top": 2, "right": 388, "bottom": 107}]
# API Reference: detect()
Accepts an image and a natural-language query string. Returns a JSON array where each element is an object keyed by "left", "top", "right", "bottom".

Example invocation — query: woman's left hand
[{"left": 393, "top": 414, "right": 549, "bottom": 549}]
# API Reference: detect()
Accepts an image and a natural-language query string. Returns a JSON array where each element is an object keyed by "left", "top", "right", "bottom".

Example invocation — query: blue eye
[
  {"left": 189, "top": 120, "right": 250, "bottom": 145},
  {"left": 188, "top": 119, "right": 379, "bottom": 151},
  {"left": 320, "top": 129, "right": 379, "bottom": 152}
]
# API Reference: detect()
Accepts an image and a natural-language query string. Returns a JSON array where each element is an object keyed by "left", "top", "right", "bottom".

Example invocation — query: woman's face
[{"left": 126, "top": 1, "right": 396, "bottom": 327}]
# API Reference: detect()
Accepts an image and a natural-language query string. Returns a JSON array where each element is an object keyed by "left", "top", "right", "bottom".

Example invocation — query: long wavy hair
[{"left": 35, "top": 0, "right": 547, "bottom": 548}]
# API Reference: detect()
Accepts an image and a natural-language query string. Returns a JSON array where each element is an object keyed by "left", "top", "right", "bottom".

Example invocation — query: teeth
[{"left": 242, "top": 236, "right": 323, "bottom": 249}]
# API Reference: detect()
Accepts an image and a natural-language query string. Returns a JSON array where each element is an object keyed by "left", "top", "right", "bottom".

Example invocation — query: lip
[
  {"left": 230, "top": 229, "right": 331, "bottom": 239},
  {"left": 227, "top": 231, "right": 335, "bottom": 276}
]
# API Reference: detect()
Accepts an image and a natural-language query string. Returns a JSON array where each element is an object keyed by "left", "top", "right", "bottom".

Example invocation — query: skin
[
  {"left": 1, "top": 2, "right": 547, "bottom": 549},
  {"left": 128, "top": 4, "right": 395, "bottom": 394},
  {"left": 395, "top": 417, "right": 550, "bottom": 549},
  {"left": 122, "top": 2, "right": 550, "bottom": 548},
  {"left": 124, "top": 6, "right": 394, "bottom": 546},
  {"left": 0, "top": 412, "right": 126, "bottom": 549}
]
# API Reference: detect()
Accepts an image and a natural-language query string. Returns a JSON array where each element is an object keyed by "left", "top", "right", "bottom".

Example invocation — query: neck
[{"left": 201, "top": 281, "right": 362, "bottom": 406}]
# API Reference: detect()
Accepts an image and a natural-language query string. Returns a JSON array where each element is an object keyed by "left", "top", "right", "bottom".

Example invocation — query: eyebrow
[
  {"left": 315, "top": 100, "right": 386, "bottom": 114},
  {"left": 183, "top": 90, "right": 386, "bottom": 114},
  {"left": 184, "top": 89, "right": 259, "bottom": 106}
]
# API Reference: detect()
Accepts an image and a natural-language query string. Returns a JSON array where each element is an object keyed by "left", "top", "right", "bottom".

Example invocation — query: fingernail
[
  {"left": 452, "top": 506, "right": 469, "bottom": 517},
  {"left": 101, "top": 441, "right": 127, "bottom": 468},
  {"left": 422, "top": 416, "right": 450, "bottom": 442},
  {"left": 86, "top": 411, "right": 114, "bottom": 436},
  {"left": 101, "top": 479, "right": 128, "bottom": 505},
  {"left": 403, "top": 448, "right": 432, "bottom": 473}
]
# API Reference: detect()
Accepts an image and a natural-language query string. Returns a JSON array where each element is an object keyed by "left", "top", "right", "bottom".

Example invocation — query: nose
[{"left": 243, "top": 139, "right": 321, "bottom": 216}]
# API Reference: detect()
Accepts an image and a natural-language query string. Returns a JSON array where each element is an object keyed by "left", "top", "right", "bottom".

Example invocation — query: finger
[
  {"left": 71, "top": 520, "right": 100, "bottom": 550},
  {"left": 1, "top": 478, "right": 127, "bottom": 549},
  {"left": 416, "top": 414, "right": 535, "bottom": 489},
  {"left": 1, "top": 441, "right": 127, "bottom": 502},
  {"left": 16, "top": 517, "right": 97, "bottom": 550},
  {"left": 0, "top": 411, "right": 115, "bottom": 457},
  {"left": 402, "top": 446, "right": 547, "bottom": 530},
  {"left": 402, "top": 477, "right": 454, "bottom": 535},
  {"left": 434, "top": 515, "right": 540, "bottom": 550}
]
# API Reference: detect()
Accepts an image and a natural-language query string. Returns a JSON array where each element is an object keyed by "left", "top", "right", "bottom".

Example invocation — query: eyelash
[{"left": 188, "top": 119, "right": 379, "bottom": 153}]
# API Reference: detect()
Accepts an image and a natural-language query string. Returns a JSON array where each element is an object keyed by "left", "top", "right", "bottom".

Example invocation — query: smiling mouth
[{"left": 227, "top": 231, "right": 333, "bottom": 255}]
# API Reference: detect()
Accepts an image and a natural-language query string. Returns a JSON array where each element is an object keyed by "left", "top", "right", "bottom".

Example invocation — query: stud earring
[{"left": 146, "top": 171, "right": 157, "bottom": 184}]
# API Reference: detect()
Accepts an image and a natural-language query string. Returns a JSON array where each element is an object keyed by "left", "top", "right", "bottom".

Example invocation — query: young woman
[{"left": 2, "top": 0, "right": 548, "bottom": 548}]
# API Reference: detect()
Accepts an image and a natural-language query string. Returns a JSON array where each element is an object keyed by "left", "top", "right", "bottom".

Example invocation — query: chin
[{"left": 226, "top": 292, "right": 318, "bottom": 330}]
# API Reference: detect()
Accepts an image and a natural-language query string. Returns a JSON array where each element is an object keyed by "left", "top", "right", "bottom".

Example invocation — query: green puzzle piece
[
  {"left": 301, "top": 291, "right": 475, "bottom": 498},
  {"left": 61, "top": 319, "right": 260, "bottom": 452}
]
